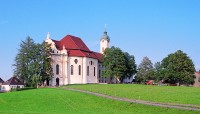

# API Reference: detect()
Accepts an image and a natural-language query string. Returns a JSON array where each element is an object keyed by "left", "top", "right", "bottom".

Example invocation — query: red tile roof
[
  {"left": 52, "top": 35, "right": 102, "bottom": 62},
  {"left": 3, "top": 77, "right": 24, "bottom": 85},
  {"left": 52, "top": 39, "right": 61, "bottom": 50},
  {"left": 93, "top": 52, "right": 103, "bottom": 62},
  {"left": 0, "top": 77, "right": 4, "bottom": 83},
  {"left": 59, "top": 35, "right": 90, "bottom": 51}
]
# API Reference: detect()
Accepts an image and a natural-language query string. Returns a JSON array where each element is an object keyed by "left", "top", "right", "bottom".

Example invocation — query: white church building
[{"left": 45, "top": 31, "right": 110, "bottom": 86}]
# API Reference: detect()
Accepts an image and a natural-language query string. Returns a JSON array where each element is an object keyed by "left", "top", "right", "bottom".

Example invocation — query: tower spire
[
  {"left": 100, "top": 25, "right": 110, "bottom": 54},
  {"left": 104, "top": 24, "right": 107, "bottom": 32},
  {"left": 46, "top": 32, "right": 50, "bottom": 40}
]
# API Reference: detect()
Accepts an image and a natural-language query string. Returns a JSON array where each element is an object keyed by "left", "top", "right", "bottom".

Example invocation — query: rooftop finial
[
  {"left": 104, "top": 24, "right": 107, "bottom": 32},
  {"left": 63, "top": 45, "right": 65, "bottom": 50},
  {"left": 46, "top": 32, "right": 50, "bottom": 40}
]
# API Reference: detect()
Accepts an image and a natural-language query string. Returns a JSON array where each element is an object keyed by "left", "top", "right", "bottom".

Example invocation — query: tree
[
  {"left": 13, "top": 37, "right": 53, "bottom": 87},
  {"left": 123, "top": 52, "right": 137, "bottom": 80},
  {"left": 14, "top": 36, "right": 36, "bottom": 86},
  {"left": 154, "top": 62, "right": 163, "bottom": 82},
  {"left": 31, "top": 74, "right": 42, "bottom": 88},
  {"left": 135, "top": 56, "right": 155, "bottom": 83},
  {"left": 28, "top": 43, "right": 43, "bottom": 87},
  {"left": 102, "top": 46, "right": 126, "bottom": 83},
  {"left": 40, "top": 42, "right": 53, "bottom": 85},
  {"left": 161, "top": 50, "right": 195, "bottom": 85}
]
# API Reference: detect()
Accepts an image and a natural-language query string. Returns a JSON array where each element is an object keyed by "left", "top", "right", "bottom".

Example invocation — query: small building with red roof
[
  {"left": 45, "top": 30, "right": 110, "bottom": 86},
  {"left": 1, "top": 76, "right": 24, "bottom": 92}
]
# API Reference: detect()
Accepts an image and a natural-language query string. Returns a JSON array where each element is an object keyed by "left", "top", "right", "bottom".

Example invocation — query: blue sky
[{"left": 0, "top": 0, "right": 200, "bottom": 80}]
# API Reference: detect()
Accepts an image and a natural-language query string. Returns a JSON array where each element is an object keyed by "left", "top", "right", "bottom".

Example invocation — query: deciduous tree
[
  {"left": 40, "top": 42, "right": 53, "bottom": 84},
  {"left": 123, "top": 52, "right": 137, "bottom": 80},
  {"left": 102, "top": 46, "right": 126, "bottom": 83},
  {"left": 161, "top": 50, "right": 195, "bottom": 85}
]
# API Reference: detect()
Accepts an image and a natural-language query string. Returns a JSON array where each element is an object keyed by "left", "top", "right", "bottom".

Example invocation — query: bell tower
[{"left": 100, "top": 25, "right": 110, "bottom": 54}]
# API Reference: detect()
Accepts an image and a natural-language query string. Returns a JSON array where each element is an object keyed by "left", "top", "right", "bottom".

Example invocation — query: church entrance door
[
  {"left": 46, "top": 79, "right": 49, "bottom": 86},
  {"left": 56, "top": 78, "right": 59, "bottom": 86}
]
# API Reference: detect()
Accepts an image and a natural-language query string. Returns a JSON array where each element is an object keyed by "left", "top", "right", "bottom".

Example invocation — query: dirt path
[{"left": 65, "top": 88, "right": 200, "bottom": 111}]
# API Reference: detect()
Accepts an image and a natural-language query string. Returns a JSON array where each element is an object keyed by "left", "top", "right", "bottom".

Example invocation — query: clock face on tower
[{"left": 102, "top": 40, "right": 104, "bottom": 43}]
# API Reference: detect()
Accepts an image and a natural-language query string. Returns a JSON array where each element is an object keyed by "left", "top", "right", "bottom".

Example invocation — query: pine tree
[
  {"left": 135, "top": 56, "right": 155, "bottom": 83},
  {"left": 13, "top": 37, "right": 53, "bottom": 87},
  {"left": 14, "top": 36, "right": 36, "bottom": 86}
]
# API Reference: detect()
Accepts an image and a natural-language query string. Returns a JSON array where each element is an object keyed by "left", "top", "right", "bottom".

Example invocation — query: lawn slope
[
  {"left": 0, "top": 88, "right": 198, "bottom": 114},
  {"left": 65, "top": 84, "right": 200, "bottom": 106}
]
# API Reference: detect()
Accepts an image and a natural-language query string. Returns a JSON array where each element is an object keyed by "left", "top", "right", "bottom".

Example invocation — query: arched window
[
  {"left": 78, "top": 65, "right": 81, "bottom": 75},
  {"left": 87, "top": 66, "right": 89, "bottom": 76},
  {"left": 71, "top": 65, "right": 74, "bottom": 75},
  {"left": 56, "top": 64, "right": 59, "bottom": 75},
  {"left": 94, "top": 67, "right": 96, "bottom": 76}
]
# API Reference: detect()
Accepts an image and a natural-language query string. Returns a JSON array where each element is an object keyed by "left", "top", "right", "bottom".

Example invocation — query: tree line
[
  {"left": 102, "top": 47, "right": 196, "bottom": 85},
  {"left": 13, "top": 37, "right": 53, "bottom": 87},
  {"left": 13, "top": 37, "right": 196, "bottom": 86}
]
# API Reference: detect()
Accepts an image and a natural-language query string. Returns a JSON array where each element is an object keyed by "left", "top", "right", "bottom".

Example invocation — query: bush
[{"left": 11, "top": 87, "right": 36, "bottom": 92}]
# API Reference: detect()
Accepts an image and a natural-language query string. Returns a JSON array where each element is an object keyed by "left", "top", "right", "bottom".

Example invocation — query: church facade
[{"left": 45, "top": 31, "right": 110, "bottom": 86}]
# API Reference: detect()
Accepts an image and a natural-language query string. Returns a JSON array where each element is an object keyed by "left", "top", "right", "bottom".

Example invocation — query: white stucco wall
[
  {"left": 84, "top": 57, "right": 98, "bottom": 83},
  {"left": 50, "top": 46, "right": 68, "bottom": 86},
  {"left": 100, "top": 39, "right": 110, "bottom": 54},
  {"left": 1, "top": 85, "right": 24, "bottom": 92},
  {"left": 1, "top": 85, "right": 10, "bottom": 92},
  {"left": 52, "top": 53, "right": 68, "bottom": 86},
  {"left": 50, "top": 54, "right": 99, "bottom": 85},
  {"left": 68, "top": 57, "right": 83, "bottom": 84}
]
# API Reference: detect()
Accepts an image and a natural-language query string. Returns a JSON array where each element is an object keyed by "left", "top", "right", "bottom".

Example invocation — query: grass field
[
  {"left": 65, "top": 84, "right": 200, "bottom": 106},
  {"left": 0, "top": 88, "right": 199, "bottom": 114}
]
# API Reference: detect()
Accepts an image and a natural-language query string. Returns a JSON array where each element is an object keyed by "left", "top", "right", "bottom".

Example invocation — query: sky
[{"left": 0, "top": 0, "right": 200, "bottom": 81}]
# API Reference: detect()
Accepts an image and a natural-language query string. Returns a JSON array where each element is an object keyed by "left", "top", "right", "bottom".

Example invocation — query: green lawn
[
  {"left": 64, "top": 84, "right": 200, "bottom": 106},
  {"left": 0, "top": 88, "right": 199, "bottom": 114}
]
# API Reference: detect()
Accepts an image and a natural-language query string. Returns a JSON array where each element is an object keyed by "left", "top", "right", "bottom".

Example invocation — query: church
[{"left": 45, "top": 30, "right": 110, "bottom": 86}]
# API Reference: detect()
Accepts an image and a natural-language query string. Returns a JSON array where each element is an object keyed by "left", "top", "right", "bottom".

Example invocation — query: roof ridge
[
  {"left": 8, "top": 77, "right": 13, "bottom": 85},
  {"left": 69, "top": 35, "right": 81, "bottom": 50}
]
